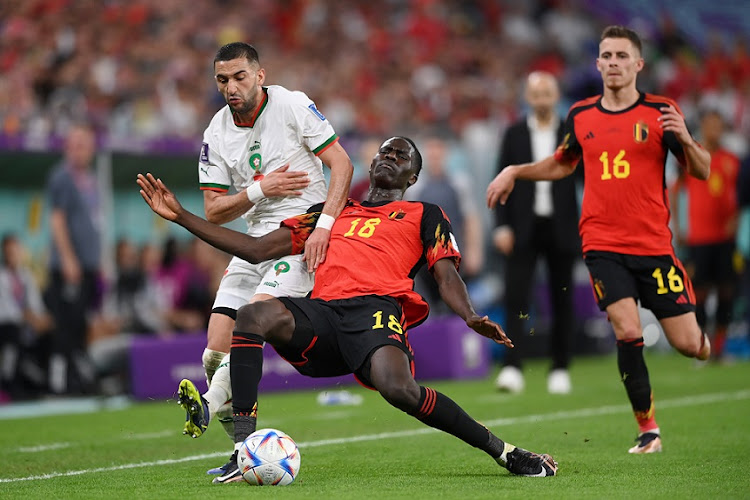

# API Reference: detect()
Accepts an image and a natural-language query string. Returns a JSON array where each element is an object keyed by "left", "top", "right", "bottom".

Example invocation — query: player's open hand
[
  {"left": 302, "top": 227, "right": 330, "bottom": 272},
  {"left": 260, "top": 164, "right": 310, "bottom": 198},
  {"left": 658, "top": 105, "right": 691, "bottom": 144},
  {"left": 486, "top": 168, "right": 517, "bottom": 209},
  {"left": 137, "top": 173, "right": 183, "bottom": 221},
  {"left": 466, "top": 315, "right": 514, "bottom": 348}
]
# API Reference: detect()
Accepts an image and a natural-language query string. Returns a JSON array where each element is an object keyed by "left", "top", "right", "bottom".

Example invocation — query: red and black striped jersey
[
  {"left": 554, "top": 92, "right": 693, "bottom": 255},
  {"left": 281, "top": 199, "right": 461, "bottom": 328}
]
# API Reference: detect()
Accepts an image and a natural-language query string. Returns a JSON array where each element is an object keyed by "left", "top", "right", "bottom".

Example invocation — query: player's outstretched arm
[
  {"left": 486, "top": 156, "right": 576, "bottom": 208},
  {"left": 432, "top": 259, "right": 513, "bottom": 347},
  {"left": 137, "top": 173, "right": 293, "bottom": 264}
]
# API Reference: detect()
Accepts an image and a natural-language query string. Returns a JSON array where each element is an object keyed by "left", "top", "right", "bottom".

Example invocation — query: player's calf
[{"left": 696, "top": 333, "right": 711, "bottom": 361}]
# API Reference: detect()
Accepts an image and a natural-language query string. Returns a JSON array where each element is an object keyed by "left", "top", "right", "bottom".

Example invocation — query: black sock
[
  {"left": 616, "top": 337, "right": 656, "bottom": 429},
  {"left": 233, "top": 413, "right": 257, "bottom": 447},
  {"left": 231, "top": 331, "right": 264, "bottom": 443},
  {"left": 408, "top": 386, "right": 505, "bottom": 458}
]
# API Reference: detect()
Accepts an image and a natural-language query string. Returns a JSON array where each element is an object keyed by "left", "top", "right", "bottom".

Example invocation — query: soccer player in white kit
[{"left": 196, "top": 42, "right": 352, "bottom": 481}]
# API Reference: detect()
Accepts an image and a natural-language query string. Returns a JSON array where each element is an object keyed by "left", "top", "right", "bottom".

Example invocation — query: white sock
[
  {"left": 203, "top": 354, "right": 232, "bottom": 419},
  {"left": 496, "top": 442, "right": 516, "bottom": 466},
  {"left": 49, "top": 354, "right": 67, "bottom": 394},
  {"left": 1, "top": 343, "right": 18, "bottom": 380},
  {"left": 202, "top": 349, "right": 227, "bottom": 385},
  {"left": 213, "top": 357, "right": 235, "bottom": 440}
]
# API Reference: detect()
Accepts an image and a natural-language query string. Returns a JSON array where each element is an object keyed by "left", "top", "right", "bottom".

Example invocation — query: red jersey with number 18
[
  {"left": 554, "top": 92, "right": 692, "bottom": 255},
  {"left": 281, "top": 199, "right": 461, "bottom": 328}
]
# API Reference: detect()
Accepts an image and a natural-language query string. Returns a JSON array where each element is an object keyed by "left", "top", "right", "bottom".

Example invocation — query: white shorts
[{"left": 212, "top": 253, "right": 314, "bottom": 311}]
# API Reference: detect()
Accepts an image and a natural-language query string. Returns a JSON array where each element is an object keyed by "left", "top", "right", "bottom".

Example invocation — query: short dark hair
[
  {"left": 601, "top": 25, "right": 642, "bottom": 55},
  {"left": 396, "top": 136, "right": 423, "bottom": 178},
  {"left": 214, "top": 42, "right": 260, "bottom": 65}
]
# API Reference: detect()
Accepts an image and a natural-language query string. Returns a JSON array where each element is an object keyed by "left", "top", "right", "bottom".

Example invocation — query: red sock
[{"left": 634, "top": 392, "right": 658, "bottom": 434}]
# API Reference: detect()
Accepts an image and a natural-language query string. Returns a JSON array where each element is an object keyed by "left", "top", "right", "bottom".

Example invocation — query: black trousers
[
  {"left": 45, "top": 269, "right": 99, "bottom": 393},
  {"left": 503, "top": 217, "right": 576, "bottom": 370}
]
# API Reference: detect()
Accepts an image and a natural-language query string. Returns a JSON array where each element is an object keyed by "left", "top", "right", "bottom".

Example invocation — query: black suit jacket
[{"left": 495, "top": 117, "right": 582, "bottom": 254}]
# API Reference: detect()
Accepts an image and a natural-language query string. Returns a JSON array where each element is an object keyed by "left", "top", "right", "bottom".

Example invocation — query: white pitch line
[
  {"left": 127, "top": 430, "right": 176, "bottom": 440},
  {"left": 2, "top": 389, "right": 748, "bottom": 484},
  {"left": 17, "top": 442, "right": 72, "bottom": 453},
  {"left": 16, "top": 430, "right": 177, "bottom": 453}
]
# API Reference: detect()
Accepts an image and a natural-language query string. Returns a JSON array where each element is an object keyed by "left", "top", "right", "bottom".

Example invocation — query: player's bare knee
[
  {"left": 662, "top": 321, "right": 704, "bottom": 357},
  {"left": 615, "top": 326, "right": 642, "bottom": 341},
  {"left": 235, "top": 299, "right": 294, "bottom": 342},
  {"left": 235, "top": 302, "right": 269, "bottom": 338},
  {"left": 378, "top": 381, "right": 420, "bottom": 412},
  {"left": 610, "top": 319, "right": 641, "bottom": 340},
  {"left": 684, "top": 334, "right": 704, "bottom": 358}
]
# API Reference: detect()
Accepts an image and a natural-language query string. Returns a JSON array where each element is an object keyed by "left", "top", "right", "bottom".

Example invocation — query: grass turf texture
[{"left": 1, "top": 352, "right": 748, "bottom": 499}]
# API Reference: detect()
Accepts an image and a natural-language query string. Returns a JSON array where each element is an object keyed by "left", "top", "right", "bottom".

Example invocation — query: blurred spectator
[
  {"left": 178, "top": 238, "right": 227, "bottom": 329},
  {"left": 101, "top": 239, "right": 168, "bottom": 335},
  {"left": 491, "top": 72, "right": 580, "bottom": 394},
  {"left": 673, "top": 110, "right": 740, "bottom": 360},
  {"left": 541, "top": 1, "right": 596, "bottom": 63},
  {"left": 0, "top": 234, "right": 53, "bottom": 400},
  {"left": 44, "top": 121, "right": 101, "bottom": 395},
  {"left": 0, "top": 0, "right": 748, "bottom": 166},
  {"left": 405, "top": 134, "right": 483, "bottom": 315},
  {"left": 87, "top": 238, "right": 166, "bottom": 395},
  {"left": 155, "top": 237, "right": 225, "bottom": 333},
  {"left": 86, "top": 237, "right": 226, "bottom": 394}
]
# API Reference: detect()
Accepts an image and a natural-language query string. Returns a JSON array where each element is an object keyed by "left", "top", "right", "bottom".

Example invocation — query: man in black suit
[{"left": 493, "top": 72, "right": 581, "bottom": 394}]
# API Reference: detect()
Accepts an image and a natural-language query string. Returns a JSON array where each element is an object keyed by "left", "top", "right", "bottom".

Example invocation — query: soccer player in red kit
[
  {"left": 138, "top": 136, "right": 558, "bottom": 481},
  {"left": 673, "top": 109, "right": 740, "bottom": 360},
  {"left": 487, "top": 25, "right": 712, "bottom": 454}
]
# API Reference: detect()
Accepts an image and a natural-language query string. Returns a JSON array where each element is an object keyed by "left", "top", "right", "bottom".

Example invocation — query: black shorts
[
  {"left": 275, "top": 295, "right": 414, "bottom": 388},
  {"left": 583, "top": 250, "right": 695, "bottom": 319},
  {"left": 685, "top": 241, "right": 737, "bottom": 287}
]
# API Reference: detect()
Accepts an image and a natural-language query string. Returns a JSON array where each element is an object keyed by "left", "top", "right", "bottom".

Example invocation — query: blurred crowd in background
[
  {"left": 1, "top": 231, "right": 229, "bottom": 399},
  {"left": 1, "top": 0, "right": 749, "bottom": 400},
  {"left": 2, "top": 0, "right": 749, "bottom": 154}
]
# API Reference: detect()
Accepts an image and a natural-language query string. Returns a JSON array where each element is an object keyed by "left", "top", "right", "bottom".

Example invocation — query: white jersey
[{"left": 198, "top": 85, "right": 337, "bottom": 233}]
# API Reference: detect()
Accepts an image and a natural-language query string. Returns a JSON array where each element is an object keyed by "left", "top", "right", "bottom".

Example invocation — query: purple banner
[
  {"left": 409, "top": 315, "right": 489, "bottom": 380},
  {"left": 129, "top": 316, "right": 489, "bottom": 401}
]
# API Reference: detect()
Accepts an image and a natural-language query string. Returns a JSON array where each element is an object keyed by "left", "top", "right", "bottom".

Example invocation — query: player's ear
[
  {"left": 257, "top": 68, "right": 266, "bottom": 85},
  {"left": 595, "top": 57, "right": 603, "bottom": 73},
  {"left": 407, "top": 173, "right": 418, "bottom": 187}
]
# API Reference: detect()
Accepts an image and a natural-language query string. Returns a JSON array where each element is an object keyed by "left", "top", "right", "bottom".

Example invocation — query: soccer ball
[{"left": 237, "top": 428, "right": 301, "bottom": 485}]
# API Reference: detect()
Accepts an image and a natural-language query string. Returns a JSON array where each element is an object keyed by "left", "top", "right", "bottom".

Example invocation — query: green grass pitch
[{"left": 1, "top": 352, "right": 749, "bottom": 499}]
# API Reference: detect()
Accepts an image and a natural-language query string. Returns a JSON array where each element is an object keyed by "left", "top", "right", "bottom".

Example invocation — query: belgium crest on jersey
[
  {"left": 388, "top": 209, "right": 406, "bottom": 220},
  {"left": 633, "top": 121, "right": 649, "bottom": 143}
]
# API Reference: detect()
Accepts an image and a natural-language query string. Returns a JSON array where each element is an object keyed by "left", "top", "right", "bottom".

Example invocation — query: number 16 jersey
[{"left": 554, "top": 92, "right": 693, "bottom": 256}]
